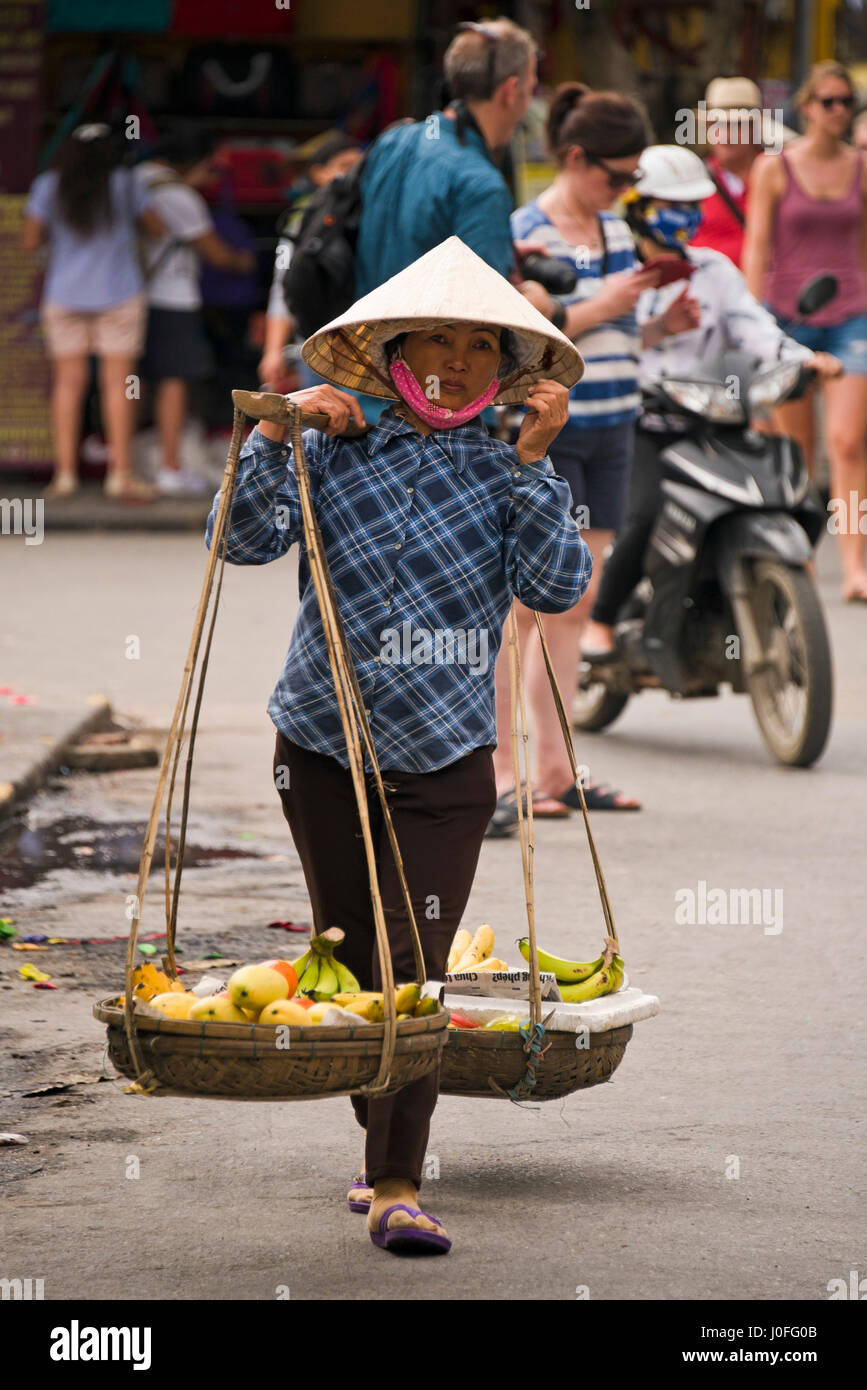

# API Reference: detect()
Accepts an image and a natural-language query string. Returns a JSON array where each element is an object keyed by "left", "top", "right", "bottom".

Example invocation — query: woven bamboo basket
[
  {"left": 440, "top": 1024, "right": 632, "bottom": 1100},
  {"left": 95, "top": 996, "right": 448, "bottom": 1100}
]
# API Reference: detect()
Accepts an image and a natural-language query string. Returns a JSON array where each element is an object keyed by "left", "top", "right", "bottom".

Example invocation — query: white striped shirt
[{"left": 511, "top": 202, "right": 641, "bottom": 428}]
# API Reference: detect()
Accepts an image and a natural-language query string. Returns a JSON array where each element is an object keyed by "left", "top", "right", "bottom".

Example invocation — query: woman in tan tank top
[{"left": 744, "top": 62, "right": 867, "bottom": 602}]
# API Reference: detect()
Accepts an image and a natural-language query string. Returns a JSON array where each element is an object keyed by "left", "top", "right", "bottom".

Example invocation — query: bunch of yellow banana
[
  {"left": 294, "top": 926, "right": 361, "bottom": 1002},
  {"left": 446, "top": 924, "right": 508, "bottom": 974},
  {"left": 517, "top": 938, "right": 625, "bottom": 1002}
]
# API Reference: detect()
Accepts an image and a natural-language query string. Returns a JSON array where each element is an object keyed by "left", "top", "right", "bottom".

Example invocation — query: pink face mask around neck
[{"left": 388, "top": 356, "right": 500, "bottom": 428}]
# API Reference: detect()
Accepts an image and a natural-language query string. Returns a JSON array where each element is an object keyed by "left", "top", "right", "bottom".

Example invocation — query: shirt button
[
  {"left": 407, "top": 486, "right": 414, "bottom": 494},
  {"left": 395, "top": 542, "right": 402, "bottom": 550},
  {"left": 512, "top": 470, "right": 520, "bottom": 480}
]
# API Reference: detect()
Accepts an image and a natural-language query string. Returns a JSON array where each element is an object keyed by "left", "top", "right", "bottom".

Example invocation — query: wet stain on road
[{"left": 0, "top": 814, "right": 260, "bottom": 896}]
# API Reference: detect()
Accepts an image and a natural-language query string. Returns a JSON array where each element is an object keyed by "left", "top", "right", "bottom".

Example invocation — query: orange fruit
[{"left": 259, "top": 958, "right": 298, "bottom": 996}]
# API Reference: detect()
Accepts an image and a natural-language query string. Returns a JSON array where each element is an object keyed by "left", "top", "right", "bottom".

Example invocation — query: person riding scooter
[{"left": 581, "top": 145, "right": 841, "bottom": 661}]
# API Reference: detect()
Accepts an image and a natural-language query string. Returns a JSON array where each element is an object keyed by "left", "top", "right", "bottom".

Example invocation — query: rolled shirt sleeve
[
  {"left": 504, "top": 454, "right": 593, "bottom": 612},
  {"left": 205, "top": 426, "right": 326, "bottom": 564}
]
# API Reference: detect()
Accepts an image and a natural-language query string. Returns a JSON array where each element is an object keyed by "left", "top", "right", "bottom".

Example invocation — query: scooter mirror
[{"left": 796, "top": 273, "right": 838, "bottom": 319}]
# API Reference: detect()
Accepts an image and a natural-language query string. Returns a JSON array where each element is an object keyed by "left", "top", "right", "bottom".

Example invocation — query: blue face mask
[{"left": 642, "top": 201, "right": 703, "bottom": 250}]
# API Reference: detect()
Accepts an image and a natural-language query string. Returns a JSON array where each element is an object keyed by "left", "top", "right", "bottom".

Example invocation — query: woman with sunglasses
[
  {"left": 744, "top": 61, "right": 867, "bottom": 603},
  {"left": 490, "top": 84, "right": 655, "bottom": 821}
]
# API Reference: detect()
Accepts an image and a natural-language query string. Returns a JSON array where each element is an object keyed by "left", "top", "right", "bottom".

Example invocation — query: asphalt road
[{"left": 1, "top": 527, "right": 864, "bottom": 1301}]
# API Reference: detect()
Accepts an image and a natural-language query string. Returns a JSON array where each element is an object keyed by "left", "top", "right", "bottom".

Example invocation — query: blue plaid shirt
[{"left": 205, "top": 409, "right": 591, "bottom": 773}]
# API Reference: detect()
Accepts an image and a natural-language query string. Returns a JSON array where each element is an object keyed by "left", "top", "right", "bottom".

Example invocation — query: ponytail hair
[{"left": 546, "top": 82, "right": 650, "bottom": 163}]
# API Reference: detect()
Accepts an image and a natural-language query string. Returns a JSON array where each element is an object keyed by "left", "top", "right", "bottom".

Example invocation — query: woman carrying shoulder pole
[{"left": 205, "top": 237, "right": 589, "bottom": 1254}]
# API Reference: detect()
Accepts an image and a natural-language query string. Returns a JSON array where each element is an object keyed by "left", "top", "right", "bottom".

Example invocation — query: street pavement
[{"left": 1, "top": 526, "right": 864, "bottom": 1301}]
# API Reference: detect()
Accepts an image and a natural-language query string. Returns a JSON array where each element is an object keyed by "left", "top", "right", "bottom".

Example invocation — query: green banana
[
  {"left": 297, "top": 957, "right": 322, "bottom": 997},
  {"left": 290, "top": 948, "right": 312, "bottom": 979},
  {"left": 332, "top": 957, "right": 361, "bottom": 995},
  {"left": 517, "top": 938, "right": 605, "bottom": 984},
  {"left": 413, "top": 995, "right": 438, "bottom": 1018},
  {"left": 558, "top": 963, "right": 617, "bottom": 1003},
  {"left": 313, "top": 958, "right": 339, "bottom": 1001}
]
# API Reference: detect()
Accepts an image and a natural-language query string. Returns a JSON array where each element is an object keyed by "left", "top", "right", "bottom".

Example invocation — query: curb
[
  {"left": 0, "top": 697, "right": 114, "bottom": 820},
  {"left": 1, "top": 483, "right": 213, "bottom": 533}
]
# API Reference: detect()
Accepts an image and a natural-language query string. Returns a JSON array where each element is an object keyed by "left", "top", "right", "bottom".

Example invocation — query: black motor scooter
[{"left": 575, "top": 275, "right": 837, "bottom": 768}]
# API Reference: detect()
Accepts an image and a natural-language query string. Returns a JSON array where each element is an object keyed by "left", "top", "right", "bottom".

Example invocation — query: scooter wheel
[
  {"left": 573, "top": 684, "right": 630, "bottom": 732},
  {"left": 744, "top": 559, "right": 832, "bottom": 767}
]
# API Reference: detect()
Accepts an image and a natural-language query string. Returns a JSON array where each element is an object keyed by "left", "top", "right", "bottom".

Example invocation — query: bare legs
[
  {"left": 823, "top": 373, "right": 867, "bottom": 599},
  {"left": 47, "top": 352, "right": 152, "bottom": 498},
  {"left": 98, "top": 355, "right": 137, "bottom": 484},
  {"left": 49, "top": 353, "right": 89, "bottom": 483},
  {"left": 774, "top": 393, "right": 817, "bottom": 480},
  {"left": 154, "top": 378, "right": 188, "bottom": 472},
  {"left": 776, "top": 376, "right": 867, "bottom": 598}
]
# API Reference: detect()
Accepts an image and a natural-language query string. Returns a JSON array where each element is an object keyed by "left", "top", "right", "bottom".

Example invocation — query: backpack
[{"left": 279, "top": 158, "right": 366, "bottom": 338}]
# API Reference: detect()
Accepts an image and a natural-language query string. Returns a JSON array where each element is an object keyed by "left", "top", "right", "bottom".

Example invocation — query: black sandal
[
  {"left": 560, "top": 780, "right": 641, "bottom": 812},
  {"left": 483, "top": 786, "right": 527, "bottom": 838}
]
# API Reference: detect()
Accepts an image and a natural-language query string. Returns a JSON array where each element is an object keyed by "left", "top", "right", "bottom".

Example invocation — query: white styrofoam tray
[{"left": 442, "top": 985, "right": 660, "bottom": 1034}]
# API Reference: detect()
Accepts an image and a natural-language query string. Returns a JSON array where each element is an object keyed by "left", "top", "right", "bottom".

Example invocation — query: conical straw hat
[{"left": 302, "top": 236, "right": 584, "bottom": 405}]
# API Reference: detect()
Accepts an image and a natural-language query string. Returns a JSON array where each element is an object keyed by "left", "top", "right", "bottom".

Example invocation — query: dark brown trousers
[{"left": 273, "top": 731, "right": 496, "bottom": 1189}]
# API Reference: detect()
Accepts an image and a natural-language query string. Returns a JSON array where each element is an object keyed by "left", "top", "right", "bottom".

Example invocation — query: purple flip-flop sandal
[
  {"left": 369, "top": 1203, "right": 451, "bottom": 1254},
  {"left": 348, "top": 1173, "right": 373, "bottom": 1213}
]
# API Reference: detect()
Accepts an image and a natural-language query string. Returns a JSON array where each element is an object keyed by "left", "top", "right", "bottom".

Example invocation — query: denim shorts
[
  {"left": 770, "top": 310, "right": 867, "bottom": 377},
  {"left": 546, "top": 419, "right": 635, "bottom": 531}
]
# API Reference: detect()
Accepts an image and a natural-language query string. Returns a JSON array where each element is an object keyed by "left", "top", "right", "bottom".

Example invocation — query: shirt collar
[{"left": 366, "top": 405, "right": 492, "bottom": 474}]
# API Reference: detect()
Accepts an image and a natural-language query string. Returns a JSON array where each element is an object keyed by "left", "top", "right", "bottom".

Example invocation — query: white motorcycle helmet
[
  {"left": 623, "top": 145, "right": 716, "bottom": 252},
  {"left": 633, "top": 145, "right": 717, "bottom": 201}
]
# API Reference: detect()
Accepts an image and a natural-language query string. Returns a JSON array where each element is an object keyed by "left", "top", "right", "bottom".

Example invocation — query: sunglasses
[
  {"left": 817, "top": 94, "right": 855, "bottom": 110},
  {"left": 456, "top": 20, "right": 541, "bottom": 99},
  {"left": 456, "top": 21, "right": 499, "bottom": 99},
  {"left": 584, "top": 152, "right": 641, "bottom": 189}
]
